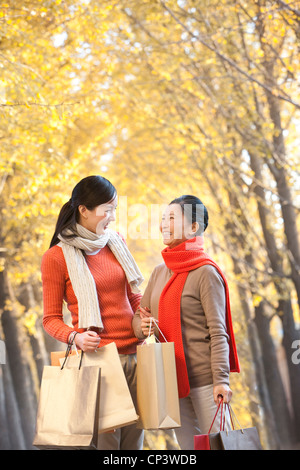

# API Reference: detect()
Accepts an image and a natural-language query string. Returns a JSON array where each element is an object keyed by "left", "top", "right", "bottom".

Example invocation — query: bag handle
[
  {"left": 208, "top": 398, "right": 225, "bottom": 434},
  {"left": 207, "top": 397, "right": 236, "bottom": 434},
  {"left": 207, "top": 400, "right": 244, "bottom": 435},
  {"left": 141, "top": 317, "right": 168, "bottom": 345},
  {"left": 60, "top": 332, "right": 83, "bottom": 370},
  {"left": 225, "top": 403, "right": 244, "bottom": 433}
]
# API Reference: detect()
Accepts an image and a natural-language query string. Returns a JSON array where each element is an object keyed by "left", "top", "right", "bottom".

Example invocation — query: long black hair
[
  {"left": 169, "top": 194, "right": 209, "bottom": 235},
  {"left": 49, "top": 175, "right": 117, "bottom": 248}
]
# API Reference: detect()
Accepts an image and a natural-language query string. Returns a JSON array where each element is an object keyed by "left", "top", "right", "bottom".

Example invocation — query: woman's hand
[
  {"left": 140, "top": 316, "right": 155, "bottom": 337},
  {"left": 74, "top": 330, "right": 101, "bottom": 352},
  {"left": 139, "top": 306, "right": 151, "bottom": 318},
  {"left": 138, "top": 306, "right": 156, "bottom": 336},
  {"left": 213, "top": 384, "right": 232, "bottom": 404}
]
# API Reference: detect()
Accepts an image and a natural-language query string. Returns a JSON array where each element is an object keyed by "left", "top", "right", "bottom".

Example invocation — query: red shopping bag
[{"left": 194, "top": 434, "right": 211, "bottom": 450}]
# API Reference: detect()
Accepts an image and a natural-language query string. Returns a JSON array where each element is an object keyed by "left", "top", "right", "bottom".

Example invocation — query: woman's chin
[
  {"left": 96, "top": 226, "right": 107, "bottom": 235},
  {"left": 162, "top": 237, "right": 173, "bottom": 245}
]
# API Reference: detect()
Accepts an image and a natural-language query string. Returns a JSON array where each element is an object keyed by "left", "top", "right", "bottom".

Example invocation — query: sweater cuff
[{"left": 213, "top": 370, "right": 230, "bottom": 386}]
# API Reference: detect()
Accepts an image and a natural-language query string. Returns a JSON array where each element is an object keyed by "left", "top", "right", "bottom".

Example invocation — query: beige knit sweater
[{"left": 132, "top": 263, "right": 230, "bottom": 388}]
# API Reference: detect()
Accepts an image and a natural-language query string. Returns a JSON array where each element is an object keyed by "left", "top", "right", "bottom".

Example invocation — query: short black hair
[{"left": 169, "top": 195, "right": 208, "bottom": 235}]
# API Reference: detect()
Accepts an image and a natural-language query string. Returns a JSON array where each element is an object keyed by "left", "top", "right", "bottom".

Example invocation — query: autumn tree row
[{"left": 0, "top": 0, "right": 299, "bottom": 449}]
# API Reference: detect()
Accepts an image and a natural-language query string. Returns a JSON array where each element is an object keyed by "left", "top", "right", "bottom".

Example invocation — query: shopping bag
[
  {"left": 194, "top": 399, "right": 225, "bottom": 450},
  {"left": 136, "top": 320, "right": 181, "bottom": 430},
  {"left": 218, "top": 427, "right": 263, "bottom": 450},
  {"left": 60, "top": 341, "right": 138, "bottom": 433},
  {"left": 194, "top": 400, "right": 263, "bottom": 450},
  {"left": 214, "top": 403, "right": 263, "bottom": 450},
  {"left": 50, "top": 349, "right": 77, "bottom": 366},
  {"left": 194, "top": 434, "right": 211, "bottom": 450},
  {"left": 33, "top": 364, "right": 101, "bottom": 449}
]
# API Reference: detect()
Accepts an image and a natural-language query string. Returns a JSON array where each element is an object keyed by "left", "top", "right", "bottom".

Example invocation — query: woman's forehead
[
  {"left": 163, "top": 203, "right": 182, "bottom": 217},
  {"left": 100, "top": 195, "right": 118, "bottom": 208}
]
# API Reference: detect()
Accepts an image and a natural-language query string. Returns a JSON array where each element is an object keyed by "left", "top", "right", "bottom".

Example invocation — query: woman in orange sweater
[{"left": 41, "top": 175, "right": 144, "bottom": 450}]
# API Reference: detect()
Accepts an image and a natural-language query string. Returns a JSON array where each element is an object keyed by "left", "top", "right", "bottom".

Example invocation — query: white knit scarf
[{"left": 58, "top": 224, "right": 144, "bottom": 330}]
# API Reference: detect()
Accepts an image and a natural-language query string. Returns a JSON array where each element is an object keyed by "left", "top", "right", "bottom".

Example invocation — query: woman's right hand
[
  {"left": 141, "top": 316, "right": 155, "bottom": 337},
  {"left": 74, "top": 330, "right": 101, "bottom": 352}
]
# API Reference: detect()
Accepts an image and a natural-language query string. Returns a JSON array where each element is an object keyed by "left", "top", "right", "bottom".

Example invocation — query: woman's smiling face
[
  {"left": 78, "top": 195, "right": 118, "bottom": 234},
  {"left": 160, "top": 203, "right": 192, "bottom": 248}
]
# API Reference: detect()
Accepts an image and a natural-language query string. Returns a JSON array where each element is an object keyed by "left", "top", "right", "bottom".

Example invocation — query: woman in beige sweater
[{"left": 132, "top": 195, "right": 239, "bottom": 450}]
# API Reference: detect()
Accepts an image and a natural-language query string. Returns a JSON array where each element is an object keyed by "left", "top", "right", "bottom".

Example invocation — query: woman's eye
[{"left": 105, "top": 207, "right": 116, "bottom": 214}]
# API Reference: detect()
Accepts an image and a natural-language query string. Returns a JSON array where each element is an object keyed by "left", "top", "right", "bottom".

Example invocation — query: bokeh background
[{"left": 0, "top": 0, "right": 299, "bottom": 450}]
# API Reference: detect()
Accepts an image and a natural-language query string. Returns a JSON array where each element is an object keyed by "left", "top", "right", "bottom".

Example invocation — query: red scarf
[{"left": 158, "top": 236, "right": 240, "bottom": 399}]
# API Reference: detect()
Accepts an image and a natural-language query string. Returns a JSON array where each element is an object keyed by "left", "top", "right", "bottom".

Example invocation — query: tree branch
[{"left": 159, "top": 0, "right": 300, "bottom": 109}]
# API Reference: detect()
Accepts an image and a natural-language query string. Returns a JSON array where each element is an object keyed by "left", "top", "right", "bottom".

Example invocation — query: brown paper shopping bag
[
  {"left": 33, "top": 365, "right": 101, "bottom": 449},
  {"left": 136, "top": 327, "right": 181, "bottom": 430},
  {"left": 50, "top": 349, "right": 77, "bottom": 366},
  {"left": 60, "top": 342, "right": 138, "bottom": 433}
]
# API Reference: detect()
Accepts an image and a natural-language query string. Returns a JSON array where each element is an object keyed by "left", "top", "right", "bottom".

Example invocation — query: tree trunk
[
  {"left": 254, "top": 301, "right": 295, "bottom": 447},
  {"left": 18, "top": 282, "right": 50, "bottom": 383},
  {"left": 0, "top": 364, "right": 11, "bottom": 449},
  {"left": 280, "top": 298, "right": 300, "bottom": 441},
  {"left": 223, "top": 184, "right": 296, "bottom": 447},
  {"left": 204, "top": 169, "right": 281, "bottom": 448},
  {"left": 256, "top": 3, "right": 300, "bottom": 309},
  {"left": 0, "top": 359, "right": 27, "bottom": 449},
  {"left": 232, "top": 262, "right": 279, "bottom": 449},
  {"left": 0, "top": 265, "right": 37, "bottom": 449},
  {"left": 266, "top": 92, "right": 300, "bottom": 309},
  {"left": 249, "top": 151, "right": 300, "bottom": 440}
]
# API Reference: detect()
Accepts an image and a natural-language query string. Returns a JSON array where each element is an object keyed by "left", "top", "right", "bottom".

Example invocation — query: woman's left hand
[
  {"left": 213, "top": 384, "right": 232, "bottom": 404},
  {"left": 139, "top": 306, "right": 151, "bottom": 318}
]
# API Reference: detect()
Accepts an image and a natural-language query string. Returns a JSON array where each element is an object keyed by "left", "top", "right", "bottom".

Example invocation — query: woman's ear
[
  {"left": 189, "top": 221, "right": 199, "bottom": 236},
  {"left": 78, "top": 205, "right": 88, "bottom": 219}
]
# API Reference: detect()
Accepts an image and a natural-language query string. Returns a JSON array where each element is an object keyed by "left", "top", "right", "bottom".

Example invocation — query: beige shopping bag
[
  {"left": 33, "top": 365, "right": 101, "bottom": 449},
  {"left": 50, "top": 349, "right": 77, "bottom": 366},
  {"left": 136, "top": 338, "right": 181, "bottom": 430},
  {"left": 61, "top": 342, "right": 138, "bottom": 433}
]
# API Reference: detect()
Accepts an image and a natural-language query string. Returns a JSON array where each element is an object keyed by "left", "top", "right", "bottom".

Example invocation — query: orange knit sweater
[{"left": 41, "top": 244, "right": 142, "bottom": 354}]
